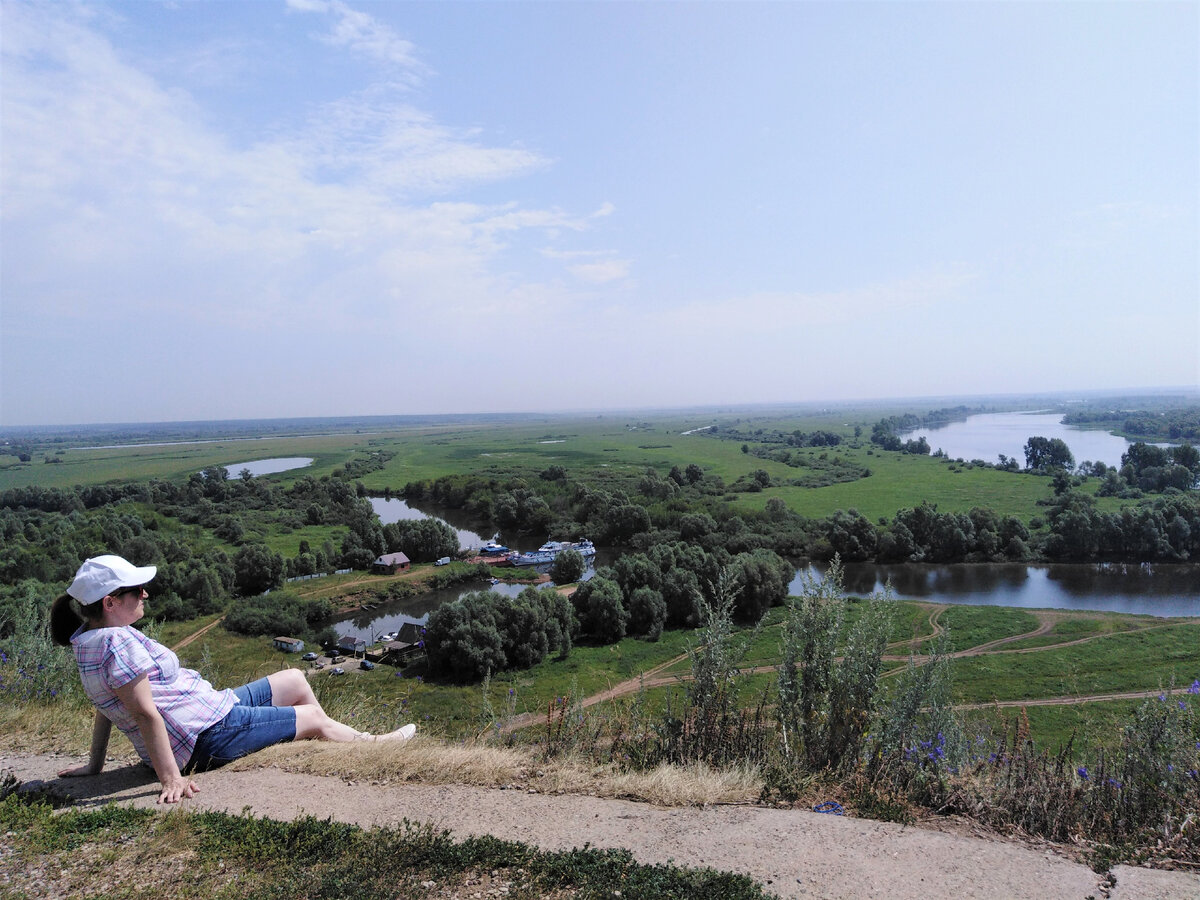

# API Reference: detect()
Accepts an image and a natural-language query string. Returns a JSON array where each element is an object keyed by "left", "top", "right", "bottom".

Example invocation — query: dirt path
[
  {"left": 4, "top": 751, "right": 1195, "bottom": 899},
  {"left": 170, "top": 616, "right": 224, "bottom": 651}
]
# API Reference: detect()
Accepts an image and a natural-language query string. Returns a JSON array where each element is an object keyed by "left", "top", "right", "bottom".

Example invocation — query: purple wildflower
[
  {"left": 1077, "top": 766, "right": 1089, "bottom": 781},
  {"left": 1188, "top": 680, "right": 1200, "bottom": 694}
]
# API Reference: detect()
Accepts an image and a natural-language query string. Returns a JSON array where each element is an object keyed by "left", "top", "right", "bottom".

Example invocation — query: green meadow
[{"left": 2, "top": 411, "right": 1089, "bottom": 525}]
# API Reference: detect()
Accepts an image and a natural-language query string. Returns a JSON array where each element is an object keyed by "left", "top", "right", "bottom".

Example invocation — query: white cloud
[
  {"left": 568, "top": 259, "right": 631, "bottom": 284},
  {"left": 0, "top": 1, "right": 609, "bottom": 339},
  {"left": 286, "top": 0, "right": 426, "bottom": 77}
]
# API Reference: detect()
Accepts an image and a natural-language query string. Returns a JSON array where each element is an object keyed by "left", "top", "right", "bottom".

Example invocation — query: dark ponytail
[{"left": 50, "top": 593, "right": 98, "bottom": 647}]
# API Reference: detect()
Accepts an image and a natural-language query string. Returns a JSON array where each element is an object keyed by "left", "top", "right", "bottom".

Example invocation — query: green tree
[
  {"left": 627, "top": 586, "right": 666, "bottom": 640},
  {"left": 549, "top": 548, "right": 586, "bottom": 585},
  {"left": 573, "top": 576, "right": 628, "bottom": 642},
  {"left": 728, "top": 548, "right": 793, "bottom": 622},
  {"left": 233, "top": 543, "right": 284, "bottom": 596},
  {"left": 1024, "top": 436, "right": 1075, "bottom": 472}
]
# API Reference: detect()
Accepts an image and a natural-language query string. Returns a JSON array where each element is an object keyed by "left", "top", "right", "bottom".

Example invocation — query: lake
[
  {"left": 899, "top": 411, "right": 1142, "bottom": 469},
  {"left": 222, "top": 457, "right": 313, "bottom": 477}
]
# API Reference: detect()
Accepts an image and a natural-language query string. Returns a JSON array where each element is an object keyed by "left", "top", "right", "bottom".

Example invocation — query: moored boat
[{"left": 509, "top": 539, "right": 597, "bottom": 567}]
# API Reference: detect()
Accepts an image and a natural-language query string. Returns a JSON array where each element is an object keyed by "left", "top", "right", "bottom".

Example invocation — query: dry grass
[
  {"left": 228, "top": 736, "right": 762, "bottom": 806},
  {"left": 0, "top": 703, "right": 97, "bottom": 755}
]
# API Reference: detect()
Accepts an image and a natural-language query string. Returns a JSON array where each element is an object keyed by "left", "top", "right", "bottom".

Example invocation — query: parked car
[
  {"left": 360, "top": 660, "right": 375, "bottom": 671},
  {"left": 301, "top": 652, "right": 318, "bottom": 661},
  {"left": 330, "top": 667, "right": 345, "bottom": 676},
  {"left": 330, "top": 655, "right": 345, "bottom": 663}
]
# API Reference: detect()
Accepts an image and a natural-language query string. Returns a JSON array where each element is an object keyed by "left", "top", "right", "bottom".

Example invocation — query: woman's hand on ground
[
  {"left": 157, "top": 775, "right": 200, "bottom": 804},
  {"left": 57, "top": 763, "right": 101, "bottom": 778}
]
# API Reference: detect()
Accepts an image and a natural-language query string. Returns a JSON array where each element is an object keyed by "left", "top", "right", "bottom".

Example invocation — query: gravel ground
[{"left": 3, "top": 752, "right": 1197, "bottom": 900}]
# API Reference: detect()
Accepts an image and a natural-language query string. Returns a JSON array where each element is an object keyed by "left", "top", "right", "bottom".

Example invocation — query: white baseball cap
[{"left": 67, "top": 555, "right": 157, "bottom": 606}]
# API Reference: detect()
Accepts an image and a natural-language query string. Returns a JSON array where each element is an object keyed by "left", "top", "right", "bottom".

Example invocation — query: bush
[{"left": 222, "top": 590, "right": 317, "bottom": 639}]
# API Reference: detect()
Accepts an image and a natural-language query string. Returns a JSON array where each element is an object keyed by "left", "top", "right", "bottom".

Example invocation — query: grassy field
[{"left": 1, "top": 411, "right": 1099, "bottom": 523}]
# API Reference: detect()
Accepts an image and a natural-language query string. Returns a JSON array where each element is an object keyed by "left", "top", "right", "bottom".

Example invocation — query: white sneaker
[{"left": 377, "top": 723, "right": 417, "bottom": 742}]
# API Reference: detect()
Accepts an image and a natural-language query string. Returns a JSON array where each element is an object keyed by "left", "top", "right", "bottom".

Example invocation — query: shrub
[{"left": 222, "top": 590, "right": 316, "bottom": 639}]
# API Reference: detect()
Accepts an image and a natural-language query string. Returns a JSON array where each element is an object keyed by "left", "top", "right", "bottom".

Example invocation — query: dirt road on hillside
[{"left": 3, "top": 752, "right": 1196, "bottom": 900}]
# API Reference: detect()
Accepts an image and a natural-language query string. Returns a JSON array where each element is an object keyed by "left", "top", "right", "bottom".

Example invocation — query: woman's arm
[
  {"left": 113, "top": 672, "right": 200, "bottom": 804},
  {"left": 58, "top": 711, "right": 112, "bottom": 778}
]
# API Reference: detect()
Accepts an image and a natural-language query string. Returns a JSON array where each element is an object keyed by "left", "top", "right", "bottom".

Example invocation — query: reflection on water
[
  {"left": 332, "top": 567, "right": 593, "bottom": 641},
  {"left": 221, "top": 457, "right": 313, "bottom": 478},
  {"left": 899, "top": 411, "right": 1143, "bottom": 469},
  {"left": 791, "top": 561, "right": 1200, "bottom": 618},
  {"left": 369, "top": 497, "right": 492, "bottom": 549}
]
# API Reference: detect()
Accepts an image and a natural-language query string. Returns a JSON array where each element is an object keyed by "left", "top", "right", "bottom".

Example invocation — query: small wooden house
[
  {"left": 273, "top": 636, "right": 304, "bottom": 653},
  {"left": 372, "top": 552, "right": 411, "bottom": 575},
  {"left": 336, "top": 635, "right": 367, "bottom": 658}
]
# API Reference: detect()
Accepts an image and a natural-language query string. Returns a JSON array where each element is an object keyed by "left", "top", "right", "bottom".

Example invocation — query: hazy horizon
[
  {"left": 2, "top": 384, "right": 1197, "bottom": 433},
  {"left": 2, "top": 2, "right": 1196, "bottom": 426}
]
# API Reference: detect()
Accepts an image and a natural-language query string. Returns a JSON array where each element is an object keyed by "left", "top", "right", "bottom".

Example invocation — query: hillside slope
[{"left": 3, "top": 752, "right": 1197, "bottom": 899}]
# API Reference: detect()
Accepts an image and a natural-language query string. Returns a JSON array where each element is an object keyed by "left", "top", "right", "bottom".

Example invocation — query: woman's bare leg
[
  {"left": 266, "top": 668, "right": 320, "bottom": 709},
  {"left": 271, "top": 669, "right": 416, "bottom": 743}
]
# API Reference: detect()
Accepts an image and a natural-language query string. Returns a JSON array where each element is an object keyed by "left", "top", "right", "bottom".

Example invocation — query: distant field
[
  {"left": 0, "top": 409, "right": 1131, "bottom": 525},
  {"left": 0, "top": 433, "right": 380, "bottom": 490}
]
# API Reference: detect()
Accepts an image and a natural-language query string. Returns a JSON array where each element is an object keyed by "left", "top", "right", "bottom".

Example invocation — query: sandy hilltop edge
[{"left": 4, "top": 752, "right": 1198, "bottom": 900}]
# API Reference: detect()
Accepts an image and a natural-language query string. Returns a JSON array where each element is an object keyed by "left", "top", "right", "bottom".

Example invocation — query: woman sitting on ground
[{"left": 51, "top": 554, "right": 416, "bottom": 804}]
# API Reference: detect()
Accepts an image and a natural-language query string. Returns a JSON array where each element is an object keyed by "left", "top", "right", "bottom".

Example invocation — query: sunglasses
[{"left": 111, "top": 585, "right": 147, "bottom": 599}]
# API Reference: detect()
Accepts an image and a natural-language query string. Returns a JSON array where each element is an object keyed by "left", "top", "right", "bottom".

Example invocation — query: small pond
[{"left": 222, "top": 457, "right": 313, "bottom": 478}]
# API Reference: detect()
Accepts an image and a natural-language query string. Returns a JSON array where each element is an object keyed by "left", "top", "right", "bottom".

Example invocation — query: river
[
  {"left": 790, "top": 561, "right": 1200, "bottom": 618},
  {"left": 334, "top": 557, "right": 1200, "bottom": 642}
]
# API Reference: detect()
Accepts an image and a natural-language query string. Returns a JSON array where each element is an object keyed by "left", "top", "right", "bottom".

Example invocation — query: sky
[{"left": 1, "top": 0, "right": 1197, "bottom": 426}]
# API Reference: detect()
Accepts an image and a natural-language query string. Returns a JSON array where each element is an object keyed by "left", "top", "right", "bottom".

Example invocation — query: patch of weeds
[
  {"left": 1, "top": 802, "right": 773, "bottom": 900},
  {"left": 843, "top": 775, "right": 914, "bottom": 825}
]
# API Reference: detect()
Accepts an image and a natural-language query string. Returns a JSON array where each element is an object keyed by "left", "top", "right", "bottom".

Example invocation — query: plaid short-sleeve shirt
[{"left": 71, "top": 625, "right": 237, "bottom": 770}]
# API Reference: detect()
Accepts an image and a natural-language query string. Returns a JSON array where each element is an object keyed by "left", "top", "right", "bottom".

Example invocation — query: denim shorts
[{"left": 186, "top": 677, "right": 297, "bottom": 772}]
